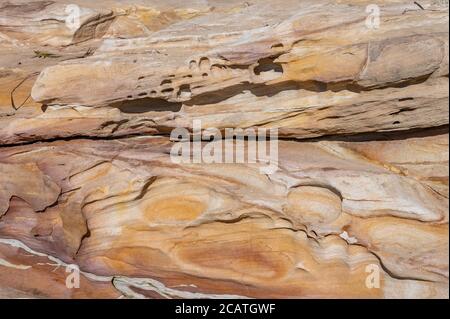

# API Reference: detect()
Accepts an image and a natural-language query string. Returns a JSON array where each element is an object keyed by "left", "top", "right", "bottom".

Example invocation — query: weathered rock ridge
[{"left": 0, "top": 0, "right": 448, "bottom": 298}]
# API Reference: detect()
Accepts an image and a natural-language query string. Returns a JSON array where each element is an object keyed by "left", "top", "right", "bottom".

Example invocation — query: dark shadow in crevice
[
  {"left": 356, "top": 73, "right": 433, "bottom": 91},
  {"left": 253, "top": 57, "right": 283, "bottom": 75},
  {"left": 0, "top": 1, "right": 54, "bottom": 14},
  {"left": 184, "top": 82, "right": 255, "bottom": 105},
  {"left": 184, "top": 80, "right": 361, "bottom": 106},
  {"left": 111, "top": 97, "right": 182, "bottom": 113}
]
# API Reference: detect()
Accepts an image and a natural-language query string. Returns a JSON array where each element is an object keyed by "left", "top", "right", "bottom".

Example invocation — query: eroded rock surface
[{"left": 0, "top": 0, "right": 448, "bottom": 298}]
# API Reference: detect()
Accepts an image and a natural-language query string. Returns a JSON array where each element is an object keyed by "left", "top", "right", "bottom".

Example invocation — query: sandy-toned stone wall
[{"left": 0, "top": 0, "right": 448, "bottom": 298}]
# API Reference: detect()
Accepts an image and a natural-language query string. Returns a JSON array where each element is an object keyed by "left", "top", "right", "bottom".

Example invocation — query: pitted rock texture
[{"left": 0, "top": 0, "right": 448, "bottom": 299}]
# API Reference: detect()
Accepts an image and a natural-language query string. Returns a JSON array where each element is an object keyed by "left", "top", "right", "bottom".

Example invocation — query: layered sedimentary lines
[{"left": 0, "top": 0, "right": 449, "bottom": 298}]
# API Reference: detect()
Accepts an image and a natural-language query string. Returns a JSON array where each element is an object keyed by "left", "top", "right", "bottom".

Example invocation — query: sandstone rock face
[{"left": 0, "top": 0, "right": 448, "bottom": 299}]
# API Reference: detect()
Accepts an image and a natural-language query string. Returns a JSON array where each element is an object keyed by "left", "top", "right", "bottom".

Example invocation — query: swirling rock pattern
[{"left": 0, "top": 0, "right": 448, "bottom": 298}]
